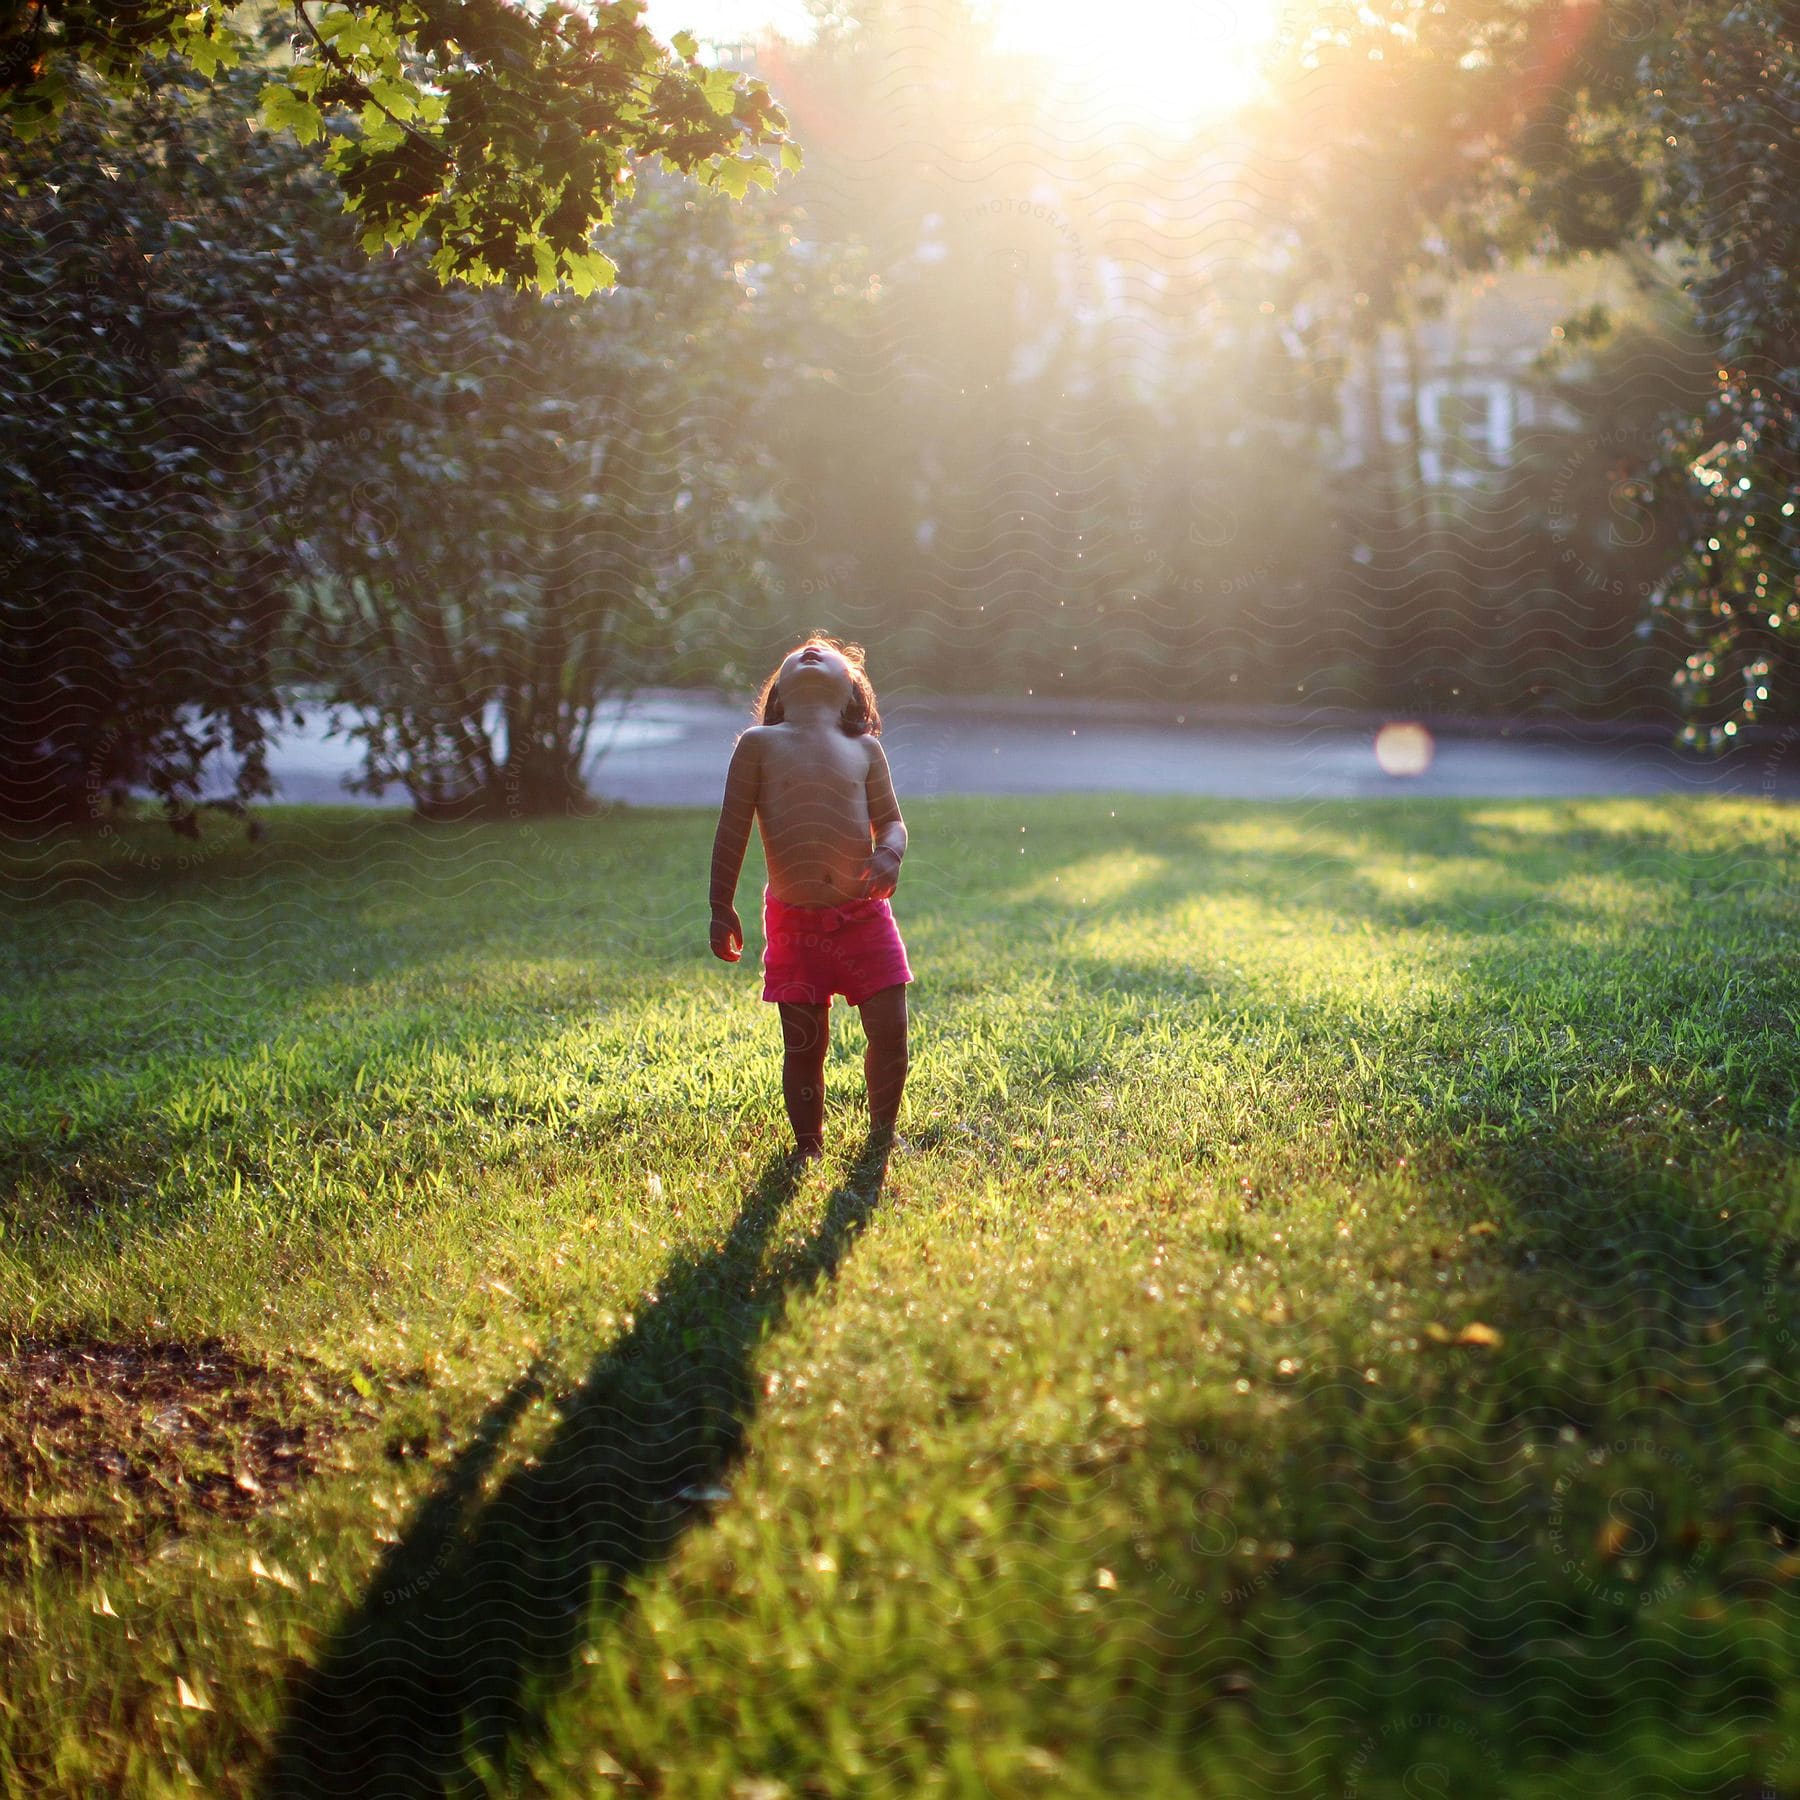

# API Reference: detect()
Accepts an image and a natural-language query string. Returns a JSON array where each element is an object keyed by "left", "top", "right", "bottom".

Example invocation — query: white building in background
[
  {"left": 967, "top": 168, "right": 1640, "bottom": 486},
  {"left": 1328, "top": 267, "right": 1624, "bottom": 490}
]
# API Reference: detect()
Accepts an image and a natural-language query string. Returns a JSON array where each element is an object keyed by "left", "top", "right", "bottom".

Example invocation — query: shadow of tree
[
  {"left": 263, "top": 1135, "right": 893, "bottom": 1799},
  {"left": 1038, "top": 1116, "right": 1800, "bottom": 1788}
]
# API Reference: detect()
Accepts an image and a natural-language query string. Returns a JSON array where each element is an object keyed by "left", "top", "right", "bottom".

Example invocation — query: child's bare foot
[{"left": 789, "top": 1138, "right": 825, "bottom": 1167}]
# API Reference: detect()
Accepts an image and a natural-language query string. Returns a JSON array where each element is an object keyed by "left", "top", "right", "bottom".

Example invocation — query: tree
[
  {"left": 0, "top": 7, "right": 808, "bottom": 833},
  {"left": 1632, "top": 3, "right": 1800, "bottom": 747},
  {"left": 0, "top": 42, "right": 816, "bottom": 833},
  {"left": 1261, "top": 0, "right": 1800, "bottom": 741},
  {"left": 0, "top": 62, "right": 304, "bottom": 829},
  {"left": 0, "top": 0, "right": 799, "bottom": 295},
  {"left": 282, "top": 174, "right": 828, "bottom": 816}
]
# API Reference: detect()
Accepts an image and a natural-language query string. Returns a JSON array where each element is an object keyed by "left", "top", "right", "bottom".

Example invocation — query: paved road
[{"left": 261, "top": 692, "right": 1800, "bottom": 807}]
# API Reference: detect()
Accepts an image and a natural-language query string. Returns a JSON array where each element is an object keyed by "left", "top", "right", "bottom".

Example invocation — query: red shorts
[{"left": 761, "top": 887, "right": 913, "bottom": 1007}]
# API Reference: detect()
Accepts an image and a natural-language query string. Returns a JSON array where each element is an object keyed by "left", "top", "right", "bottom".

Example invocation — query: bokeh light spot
[{"left": 1374, "top": 722, "right": 1434, "bottom": 779}]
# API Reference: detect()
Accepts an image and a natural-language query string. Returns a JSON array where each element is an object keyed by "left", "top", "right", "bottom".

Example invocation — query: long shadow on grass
[{"left": 264, "top": 1135, "right": 892, "bottom": 1799}]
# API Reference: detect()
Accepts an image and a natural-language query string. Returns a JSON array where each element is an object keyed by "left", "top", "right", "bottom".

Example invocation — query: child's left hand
[{"left": 862, "top": 845, "right": 902, "bottom": 899}]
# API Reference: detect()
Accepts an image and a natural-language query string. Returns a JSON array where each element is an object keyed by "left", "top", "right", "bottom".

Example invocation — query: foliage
[
  {"left": 746, "top": 11, "right": 1346, "bottom": 708},
  {"left": 696, "top": 6, "right": 1684, "bottom": 721},
  {"left": 7, "top": 0, "right": 1796, "bottom": 799},
  {"left": 1455, "top": 0, "right": 1800, "bottom": 743},
  {"left": 0, "top": 52, "right": 822, "bottom": 826},
  {"left": 0, "top": 0, "right": 799, "bottom": 295},
  {"left": 284, "top": 177, "right": 825, "bottom": 817},
  {"left": 1635, "top": 3, "right": 1800, "bottom": 747},
  {"left": 2, "top": 797, "right": 1798, "bottom": 1792},
  {"left": 1267, "top": 0, "right": 1800, "bottom": 740},
  {"left": 0, "top": 63, "right": 301, "bottom": 829}
]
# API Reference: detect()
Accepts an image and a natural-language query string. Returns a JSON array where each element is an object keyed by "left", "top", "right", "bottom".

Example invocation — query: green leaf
[
  {"left": 185, "top": 34, "right": 234, "bottom": 80},
  {"left": 359, "top": 103, "right": 403, "bottom": 151},
  {"left": 700, "top": 66, "right": 739, "bottom": 116},
  {"left": 671, "top": 29, "right": 699, "bottom": 60},
  {"left": 710, "top": 155, "right": 753, "bottom": 201},
  {"left": 6, "top": 87, "right": 62, "bottom": 141},
  {"left": 563, "top": 247, "right": 618, "bottom": 298},
  {"left": 260, "top": 83, "right": 325, "bottom": 146},
  {"left": 369, "top": 77, "right": 421, "bottom": 122},
  {"left": 780, "top": 141, "right": 803, "bottom": 173}
]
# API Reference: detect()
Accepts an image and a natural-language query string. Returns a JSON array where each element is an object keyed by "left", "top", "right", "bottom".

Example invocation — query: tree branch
[{"left": 290, "top": 0, "right": 451, "bottom": 166}]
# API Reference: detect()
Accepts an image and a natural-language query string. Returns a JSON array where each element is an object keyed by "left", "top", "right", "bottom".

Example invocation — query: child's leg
[
  {"left": 856, "top": 984, "right": 909, "bottom": 1133},
  {"left": 777, "top": 1001, "right": 830, "bottom": 1156}
]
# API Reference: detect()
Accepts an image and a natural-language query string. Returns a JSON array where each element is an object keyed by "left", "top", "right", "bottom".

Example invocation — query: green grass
[{"left": 2, "top": 795, "right": 1798, "bottom": 1799}]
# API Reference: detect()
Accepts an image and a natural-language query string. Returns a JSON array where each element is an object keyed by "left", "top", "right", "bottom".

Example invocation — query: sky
[{"left": 639, "top": 0, "right": 1291, "bottom": 130}]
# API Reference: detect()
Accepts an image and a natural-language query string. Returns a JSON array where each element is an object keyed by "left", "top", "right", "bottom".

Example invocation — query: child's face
[{"left": 777, "top": 642, "right": 855, "bottom": 710}]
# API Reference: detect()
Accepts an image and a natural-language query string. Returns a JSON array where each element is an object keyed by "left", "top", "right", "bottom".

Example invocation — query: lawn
[{"left": 2, "top": 795, "right": 1797, "bottom": 1799}]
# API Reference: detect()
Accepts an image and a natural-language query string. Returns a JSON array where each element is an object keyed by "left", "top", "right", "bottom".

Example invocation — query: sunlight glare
[
  {"left": 985, "top": 0, "right": 1289, "bottom": 129},
  {"left": 643, "top": 0, "right": 1292, "bottom": 128}
]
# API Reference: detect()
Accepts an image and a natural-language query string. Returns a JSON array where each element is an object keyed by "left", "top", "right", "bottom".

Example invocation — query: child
[{"left": 708, "top": 637, "right": 911, "bottom": 1160}]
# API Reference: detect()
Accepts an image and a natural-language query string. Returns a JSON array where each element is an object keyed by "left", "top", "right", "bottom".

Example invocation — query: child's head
[{"left": 756, "top": 636, "right": 881, "bottom": 737}]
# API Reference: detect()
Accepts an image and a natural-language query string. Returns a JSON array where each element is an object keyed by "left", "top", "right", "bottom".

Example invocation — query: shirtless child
[{"left": 708, "top": 637, "right": 912, "bottom": 1160}]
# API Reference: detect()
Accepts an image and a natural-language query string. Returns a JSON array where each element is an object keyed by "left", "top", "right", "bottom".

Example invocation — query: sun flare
[
  {"left": 986, "top": 0, "right": 1289, "bottom": 129},
  {"left": 643, "top": 0, "right": 1291, "bottom": 129}
]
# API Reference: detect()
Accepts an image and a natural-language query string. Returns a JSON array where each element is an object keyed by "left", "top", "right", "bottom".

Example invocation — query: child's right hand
[{"left": 710, "top": 906, "right": 743, "bottom": 963}]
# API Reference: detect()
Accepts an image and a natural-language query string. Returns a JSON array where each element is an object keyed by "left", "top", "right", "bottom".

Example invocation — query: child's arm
[
  {"left": 708, "top": 732, "right": 761, "bottom": 961},
  {"left": 862, "top": 739, "right": 907, "bottom": 899}
]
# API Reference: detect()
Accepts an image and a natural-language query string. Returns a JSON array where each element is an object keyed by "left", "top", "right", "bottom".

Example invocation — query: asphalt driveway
[{"left": 260, "top": 692, "right": 1800, "bottom": 807}]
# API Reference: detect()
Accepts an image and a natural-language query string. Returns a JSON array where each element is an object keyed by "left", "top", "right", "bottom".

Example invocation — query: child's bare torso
[{"left": 753, "top": 723, "right": 876, "bottom": 906}]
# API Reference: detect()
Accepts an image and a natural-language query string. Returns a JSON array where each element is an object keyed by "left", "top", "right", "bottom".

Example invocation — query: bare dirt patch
[{"left": 0, "top": 1338, "right": 337, "bottom": 1569}]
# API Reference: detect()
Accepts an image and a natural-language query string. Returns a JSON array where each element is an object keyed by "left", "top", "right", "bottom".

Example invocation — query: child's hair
[{"left": 755, "top": 635, "right": 881, "bottom": 737}]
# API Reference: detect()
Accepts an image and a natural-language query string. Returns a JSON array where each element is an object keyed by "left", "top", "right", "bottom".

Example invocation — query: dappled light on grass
[
  {"left": 1008, "top": 849, "right": 1174, "bottom": 912},
  {"left": 1, "top": 797, "right": 1797, "bottom": 1794}
]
